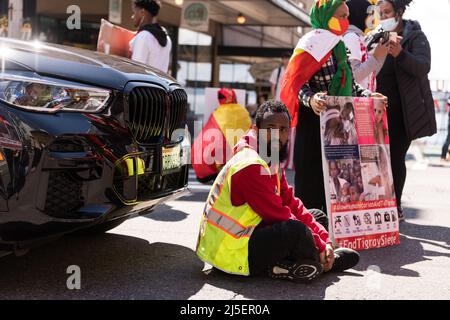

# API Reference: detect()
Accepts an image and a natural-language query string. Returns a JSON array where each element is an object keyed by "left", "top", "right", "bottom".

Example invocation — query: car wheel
[{"left": 73, "top": 217, "right": 129, "bottom": 236}]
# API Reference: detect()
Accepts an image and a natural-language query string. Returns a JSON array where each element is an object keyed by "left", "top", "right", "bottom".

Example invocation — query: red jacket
[{"left": 231, "top": 129, "right": 331, "bottom": 253}]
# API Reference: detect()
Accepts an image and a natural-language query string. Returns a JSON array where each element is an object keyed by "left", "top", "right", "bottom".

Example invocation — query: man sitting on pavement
[{"left": 196, "top": 100, "right": 360, "bottom": 282}]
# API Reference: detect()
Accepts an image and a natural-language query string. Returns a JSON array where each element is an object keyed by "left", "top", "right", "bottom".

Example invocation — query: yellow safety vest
[{"left": 196, "top": 147, "right": 272, "bottom": 276}]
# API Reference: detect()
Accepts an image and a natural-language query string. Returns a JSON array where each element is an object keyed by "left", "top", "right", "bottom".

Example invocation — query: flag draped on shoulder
[
  {"left": 280, "top": 42, "right": 333, "bottom": 128},
  {"left": 280, "top": 0, "right": 354, "bottom": 127}
]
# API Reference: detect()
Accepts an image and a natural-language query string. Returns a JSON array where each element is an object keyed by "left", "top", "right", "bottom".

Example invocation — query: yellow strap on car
[{"left": 124, "top": 157, "right": 145, "bottom": 176}]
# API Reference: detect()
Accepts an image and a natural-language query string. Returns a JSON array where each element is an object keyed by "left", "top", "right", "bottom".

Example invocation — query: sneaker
[
  {"left": 329, "top": 247, "right": 360, "bottom": 273},
  {"left": 268, "top": 259, "right": 323, "bottom": 283}
]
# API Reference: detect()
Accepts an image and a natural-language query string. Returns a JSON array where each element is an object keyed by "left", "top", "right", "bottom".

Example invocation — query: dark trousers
[
  {"left": 389, "top": 121, "right": 411, "bottom": 210},
  {"left": 441, "top": 114, "right": 450, "bottom": 159},
  {"left": 294, "top": 106, "right": 327, "bottom": 213},
  {"left": 248, "top": 209, "right": 328, "bottom": 276}
]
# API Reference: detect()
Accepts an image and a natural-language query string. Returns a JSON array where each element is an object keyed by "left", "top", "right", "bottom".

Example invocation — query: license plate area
[{"left": 162, "top": 144, "right": 181, "bottom": 174}]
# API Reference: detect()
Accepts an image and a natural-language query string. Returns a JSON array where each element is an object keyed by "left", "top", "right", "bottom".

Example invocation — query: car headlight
[{"left": 0, "top": 74, "right": 111, "bottom": 113}]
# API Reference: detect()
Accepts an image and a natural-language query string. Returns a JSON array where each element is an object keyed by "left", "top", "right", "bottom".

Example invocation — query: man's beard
[
  {"left": 279, "top": 142, "right": 289, "bottom": 163},
  {"left": 263, "top": 141, "right": 289, "bottom": 164}
]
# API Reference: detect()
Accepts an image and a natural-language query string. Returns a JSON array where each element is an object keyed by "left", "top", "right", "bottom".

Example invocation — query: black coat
[{"left": 391, "top": 20, "right": 437, "bottom": 140}]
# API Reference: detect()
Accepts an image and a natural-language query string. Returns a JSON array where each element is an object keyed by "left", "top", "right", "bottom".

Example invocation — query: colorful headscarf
[
  {"left": 310, "top": 0, "right": 353, "bottom": 97},
  {"left": 218, "top": 88, "right": 237, "bottom": 105}
]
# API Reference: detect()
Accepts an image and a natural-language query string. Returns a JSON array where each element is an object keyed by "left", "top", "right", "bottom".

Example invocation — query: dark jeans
[
  {"left": 294, "top": 110, "right": 328, "bottom": 213},
  {"left": 389, "top": 128, "right": 411, "bottom": 210},
  {"left": 248, "top": 209, "right": 328, "bottom": 276},
  {"left": 441, "top": 114, "right": 450, "bottom": 159}
]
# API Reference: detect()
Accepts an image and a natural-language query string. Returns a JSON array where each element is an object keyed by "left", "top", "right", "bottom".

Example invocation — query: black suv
[{"left": 0, "top": 38, "right": 190, "bottom": 257}]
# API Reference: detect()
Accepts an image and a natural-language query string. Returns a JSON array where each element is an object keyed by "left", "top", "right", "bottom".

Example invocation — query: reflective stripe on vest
[{"left": 206, "top": 209, "right": 258, "bottom": 239}]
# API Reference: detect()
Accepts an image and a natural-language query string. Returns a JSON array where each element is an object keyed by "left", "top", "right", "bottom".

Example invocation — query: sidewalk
[
  {"left": 278, "top": 162, "right": 450, "bottom": 300},
  {"left": 283, "top": 139, "right": 450, "bottom": 298}
]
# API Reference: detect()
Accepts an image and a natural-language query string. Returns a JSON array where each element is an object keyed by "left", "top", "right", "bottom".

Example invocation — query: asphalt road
[{"left": 1, "top": 160, "right": 449, "bottom": 300}]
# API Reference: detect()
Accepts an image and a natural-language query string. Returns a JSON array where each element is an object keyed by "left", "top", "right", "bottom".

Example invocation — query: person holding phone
[{"left": 376, "top": 0, "right": 436, "bottom": 221}]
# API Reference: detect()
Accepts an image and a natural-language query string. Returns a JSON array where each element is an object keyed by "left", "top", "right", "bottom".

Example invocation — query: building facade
[{"left": 1, "top": 0, "right": 312, "bottom": 117}]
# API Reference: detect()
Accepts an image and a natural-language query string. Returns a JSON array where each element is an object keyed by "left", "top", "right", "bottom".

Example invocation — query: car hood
[{"left": 0, "top": 38, "right": 178, "bottom": 91}]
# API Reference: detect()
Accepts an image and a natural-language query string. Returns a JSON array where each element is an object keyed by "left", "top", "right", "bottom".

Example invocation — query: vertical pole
[
  {"left": 171, "top": 26, "right": 179, "bottom": 79},
  {"left": 8, "top": 0, "right": 23, "bottom": 39},
  {"left": 211, "top": 23, "right": 221, "bottom": 87}
]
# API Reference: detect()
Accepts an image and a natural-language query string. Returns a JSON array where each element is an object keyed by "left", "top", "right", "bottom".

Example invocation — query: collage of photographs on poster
[{"left": 320, "top": 96, "right": 400, "bottom": 250}]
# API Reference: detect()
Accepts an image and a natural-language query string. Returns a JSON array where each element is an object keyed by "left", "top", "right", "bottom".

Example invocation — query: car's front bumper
[{"left": 0, "top": 101, "right": 190, "bottom": 245}]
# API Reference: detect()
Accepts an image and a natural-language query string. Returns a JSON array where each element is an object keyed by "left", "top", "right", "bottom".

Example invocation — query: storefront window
[
  {"left": 36, "top": 16, "right": 100, "bottom": 49},
  {"left": 219, "top": 63, "right": 254, "bottom": 84},
  {"left": 176, "top": 28, "right": 212, "bottom": 116},
  {"left": 0, "top": 1, "right": 8, "bottom": 37},
  {"left": 219, "top": 60, "right": 262, "bottom": 108}
]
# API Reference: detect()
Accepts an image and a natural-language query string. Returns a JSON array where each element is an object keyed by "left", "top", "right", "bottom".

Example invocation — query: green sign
[{"left": 181, "top": 2, "right": 210, "bottom": 32}]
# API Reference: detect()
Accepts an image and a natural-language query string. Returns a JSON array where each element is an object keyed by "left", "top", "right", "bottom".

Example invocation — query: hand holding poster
[
  {"left": 97, "top": 19, "right": 135, "bottom": 57},
  {"left": 320, "top": 96, "right": 400, "bottom": 250}
]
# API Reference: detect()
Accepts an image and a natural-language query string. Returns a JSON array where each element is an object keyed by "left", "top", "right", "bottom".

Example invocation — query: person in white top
[
  {"left": 343, "top": 0, "right": 388, "bottom": 91},
  {"left": 269, "top": 52, "right": 291, "bottom": 101},
  {"left": 130, "top": 0, "right": 172, "bottom": 73}
]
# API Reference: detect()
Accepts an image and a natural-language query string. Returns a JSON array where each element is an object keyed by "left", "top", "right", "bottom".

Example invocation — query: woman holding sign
[
  {"left": 376, "top": 0, "right": 436, "bottom": 221},
  {"left": 280, "top": 0, "right": 386, "bottom": 214}
]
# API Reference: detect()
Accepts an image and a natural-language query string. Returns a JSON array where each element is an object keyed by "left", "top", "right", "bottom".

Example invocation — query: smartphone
[
  {"left": 380, "top": 31, "right": 390, "bottom": 44},
  {"left": 389, "top": 32, "right": 398, "bottom": 43},
  {"left": 366, "top": 30, "right": 390, "bottom": 50}
]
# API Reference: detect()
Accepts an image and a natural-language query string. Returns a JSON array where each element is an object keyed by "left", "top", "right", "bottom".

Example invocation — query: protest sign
[
  {"left": 97, "top": 19, "right": 135, "bottom": 57},
  {"left": 320, "top": 96, "right": 400, "bottom": 250}
]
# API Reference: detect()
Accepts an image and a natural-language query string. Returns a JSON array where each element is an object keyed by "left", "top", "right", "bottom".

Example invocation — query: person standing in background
[
  {"left": 441, "top": 97, "right": 450, "bottom": 162},
  {"left": 192, "top": 89, "right": 252, "bottom": 183},
  {"left": 375, "top": 0, "right": 436, "bottom": 221},
  {"left": 130, "top": 0, "right": 172, "bottom": 73},
  {"left": 344, "top": 0, "right": 389, "bottom": 91}
]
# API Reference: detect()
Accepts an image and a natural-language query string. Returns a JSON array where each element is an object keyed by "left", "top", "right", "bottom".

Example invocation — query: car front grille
[
  {"left": 166, "top": 89, "right": 188, "bottom": 140},
  {"left": 127, "top": 87, "right": 187, "bottom": 143}
]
